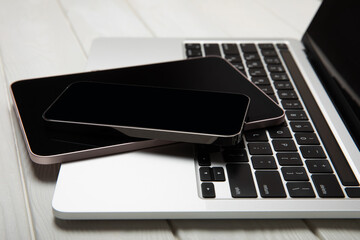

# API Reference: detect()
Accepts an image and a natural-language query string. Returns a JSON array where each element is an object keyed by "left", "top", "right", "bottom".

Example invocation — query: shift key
[
  {"left": 256, "top": 171, "right": 286, "bottom": 198},
  {"left": 226, "top": 164, "right": 257, "bottom": 198}
]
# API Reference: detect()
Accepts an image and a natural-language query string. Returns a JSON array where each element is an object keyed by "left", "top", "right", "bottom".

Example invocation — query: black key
[
  {"left": 222, "top": 43, "right": 239, "bottom": 55},
  {"left": 225, "top": 55, "right": 242, "bottom": 63},
  {"left": 252, "top": 156, "right": 277, "bottom": 169},
  {"left": 227, "top": 164, "right": 257, "bottom": 198},
  {"left": 255, "top": 171, "right": 286, "bottom": 198},
  {"left": 248, "top": 143, "right": 273, "bottom": 155},
  {"left": 251, "top": 77, "right": 270, "bottom": 85},
  {"left": 272, "top": 139, "right": 297, "bottom": 152},
  {"left": 258, "top": 85, "right": 274, "bottom": 95},
  {"left": 286, "top": 110, "right": 308, "bottom": 120},
  {"left": 281, "top": 167, "right": 308, "bottom": 181},
  {"left": 249, "top": 68, "right": 267, "bottom": 77},
  {"left": 246, "top": 60, "right": 263, "bottom": 69},
  {"left": 232, "top": 62, "right": 245, "bottom": 72},
  {"left": 261, "top": 50, "right": 278, "bottom": 57},
  {"left": 268, "top": 94, "right": 278, "bottom": 104},
  {"left": 281, "top": 100, "right": 303, "bottom": 109},
  {"left": 271, "top": 73, "right": 289, "bottom": 81},
  {"left": 199, "top": 167, "right": 213, "bottom": 181},
  {"left": 201, "top": 183, "right": 216, "bottom": 198},
  {"left": 223, "top": 148, "right": 248, "bottom": 162},
  {"left": 287, "top": 182, "right": 315, "bottom": 198},
  {"left": 244, "top": 53, "right": 260, "bottom": 61},
  {"left": 290, "top": 121, "right": 314, "bottom": 132},
  {"left": 240, "top": 43, "right": 257, "bottom": 53},
  {"left": 186, "top": 49, "right": 202, "bottom": 58},
  {"left": 268, "top": 126, "right": 292, "bottom": 138},
  {"left": 267, "top": 65, "right": 285, "bottom": 73},
  {"left": 274, "top": 81, "right": 293, "bottom": 90},
  {"left": 312, "top": 174, "right": 344, "bottom": 198},
  {"left": 295, "top": 133, "right": 319, "bottom": 145},
  {"left": 305, "top": 160, "right": 333, "bottom": 173},
  {"left": 300, "top": 146, "right": 326, "bottom": 158},
  {"left": 245, "top": 129, "right": 268, "bottom": 142},
  {"left": 212, "top": 167, "right": 226, "bottom": 181},
  {"left": 185, "top": 43, "right": 201, "bottom": 50},
  {"left": 277, "top": 90, "right": 298, "bottom": 99},
  {"left": 276, "top": 43, "right": 288, "bottom": 50},
  {"left": 264, "top": 57, "right": 281, "bottom": 65},
  {"left": 204, "top": 43, "right": 221, "bottom": 56},
  {"left": 258, "top": 43, "right": 275, "bottom": 49},
  {"left": 345, "top": 188, "right": 360, "bottom": 198},
  {"left": 196, "top": 144, "right": 221, "bottom": 154},
  {"left": 277, "top": 153, "right": 303, "bottom": 166},
  {"left": 197, "top": 152, "right": 211, "bottom": 166}
]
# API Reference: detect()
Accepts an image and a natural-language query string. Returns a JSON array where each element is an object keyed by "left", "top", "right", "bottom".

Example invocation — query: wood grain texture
[{"left": 305, "top": 220, "right": 360, "bottom": 240}]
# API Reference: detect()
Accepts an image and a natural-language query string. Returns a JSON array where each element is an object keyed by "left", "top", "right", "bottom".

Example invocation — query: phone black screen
[{"left": 44, "top": 82, "right": 250, "bottom": 136}]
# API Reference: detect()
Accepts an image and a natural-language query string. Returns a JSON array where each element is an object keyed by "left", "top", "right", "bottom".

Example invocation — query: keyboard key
[
  {"left": 246, "top": 60, "right": 263, "bottom": 69},
  {"left": 278, "top": 90, "right": 298, "bottom": 99},
  {"left": 245, "top": 129, "right": 268, "bottom": 142},
  {"left": 185, "top": 43, "right": 201, "bottom": 50},
  {"left": 232, "top": 62, "right": 245, "bottom": 72},
  {"left": 305, "top": 160, "right": 333, "bottom": 173},
  {"left": 199, "top": 167, "right": 213, "bottom": 181},
  {"left": 274, "top": 81, "right": 293, "bottom": 90},
  {"left": 249, "top": 68, "right": 267, "bottom": 77},
  {"left": 225, "top": 55, "right": 242, "bottom": 63},
  {"left": 290, "top": 121, "right": 314, "bottom": 132},
  {"left": 197, "top": 152, "right": 211, "bottom": 166},
  {"left": 251, "top": 77, "right": 270, "bottom": 85},
  {"left": 227, "top": 164, "right": 257, "bottom": 198},
  {"left": 286, "top": 110, "right": 308, "bottom": 120},
  {"left": 345, "top": 188, "right": 360, "bottom": 198},
  {"left": 212, "top": 167, "right": 226, "bottom": 181},
  {"left": 267, "top": 65, "right": 285, "bottom": 73},
  {"left": 252, "top": 156, "right": 277, "bottom": 169},
  {"left": 287, "top": 182, "right": 315, "bottom": 198},
  {"left": 268, "top": 126, "right": 292, "bottom": 138},
  {"left": 258, "top": 85, "right": 274, "bottom": 95},
  {"left": 255, "top": 171, "right": 286, "bottom": 198},
  {"left": 201, "top": 183, "right": 216, "bottom": 198},
  {"left": 248, "top": 143, "right": 273, "bottom": 155},
  {"left": 264, "top": 57, "right": 281, "bottom": 65},
  {"left": 300, "top": 146, "right": 326, "bottom": 158},
  {"left": 223, "top": 148, "right": 248, "bottom": 162},
  {"left": 276, "top": 43, "right": 288, "bottom": 50},
  {"left": 295, "top": 133, "right": 320, "bottom": 145},
  {"left": 204, "top": 43, "right": 221, "bottom": 56},
  {"left": 244, "top": 53, "right": 260, "bottom": 61},
  {"left": 312, "top": 174, "right": 344, "bottom": 198},
  {"left": 222, "top": 43, "right": 239, "bottom": 55},
  {"left": 268, "top": 94, "right": 278, "bottom": 103},
  {"left": 240, "top": 43, "right": 257, "bottom": 53},
  {"left": 186, "top": 49, "right": 202, "bottom": 58},
  {"left": 281, "top": 100, "right": 303, "bottom": 109},
  {"left": 281, "top": 167, "right": 308, "bottom": 181},
  {"left": 277, "top": 153, "right": 303, "bottom": 166},
  {"left": 271, "top": 73, "right": 289, "bottom": 81},
  {"left": 272, "top": 139, "right": 297, "bottom": 152},
  {"left": 261, "top": 50, "right": 278, "bottom": 57},
  {"left": 258, "top": 43, "right": 275, "bottom": 49}
]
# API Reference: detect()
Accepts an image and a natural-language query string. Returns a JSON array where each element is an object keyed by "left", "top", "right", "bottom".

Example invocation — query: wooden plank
[
  {"left": 58, "top": 0, "right": 153, "bottom": 54},
  {"left": 127, "top": 0, "right": 300, "bottom": 38},
  {"left": 305, "top": 220, "right": 360, "bottom": 240},
  {"left": 0, "top": 58, "right": 33, "bottom": 240},
  {"left": 0, "top": 0, "right": 174, "bottom": 239},
  {"left": 172, "top": 220, "right": 319, "bottom": 240}
]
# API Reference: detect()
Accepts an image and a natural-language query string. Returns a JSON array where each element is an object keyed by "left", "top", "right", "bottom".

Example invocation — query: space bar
[{"left": 280, "top": 50, "right": 359, "bottom": 186}]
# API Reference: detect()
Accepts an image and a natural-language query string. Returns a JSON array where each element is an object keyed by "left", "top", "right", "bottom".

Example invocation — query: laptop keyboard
[{"left": 184, "top": 41, "right": 360, "bottom": 199}]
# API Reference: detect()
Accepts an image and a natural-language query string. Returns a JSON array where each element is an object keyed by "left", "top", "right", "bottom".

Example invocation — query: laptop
[{"left": 52, "top": 0, "right": 360, "bottom": 219}]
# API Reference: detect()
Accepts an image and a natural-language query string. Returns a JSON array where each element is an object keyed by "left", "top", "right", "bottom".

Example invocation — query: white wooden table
[{"left": 1, "top": 0, "right": 360, "bottom": 239}]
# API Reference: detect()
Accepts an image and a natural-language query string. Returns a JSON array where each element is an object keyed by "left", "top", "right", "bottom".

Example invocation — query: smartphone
[{"left": 43, "top": 82, "right": 250, "bottom": 146}]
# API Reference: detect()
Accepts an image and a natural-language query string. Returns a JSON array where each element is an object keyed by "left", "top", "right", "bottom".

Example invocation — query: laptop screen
[{"left": 302, "top": 0, "right": 360, "bottom": 149}]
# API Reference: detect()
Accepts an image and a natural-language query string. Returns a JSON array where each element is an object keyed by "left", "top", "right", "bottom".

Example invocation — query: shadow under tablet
[{"left": 10, "top": 57, "right": 284, "bottom": 164}]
